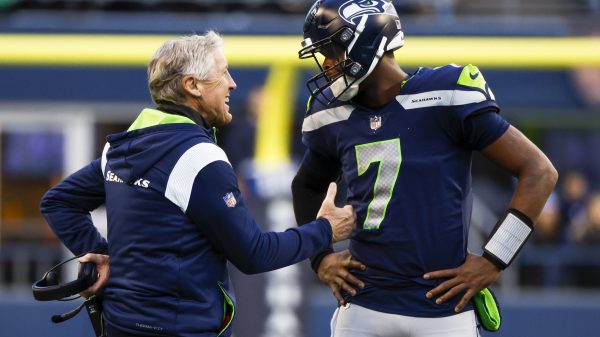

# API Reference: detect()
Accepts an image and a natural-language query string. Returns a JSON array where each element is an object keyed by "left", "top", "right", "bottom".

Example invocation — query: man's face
[
  {"left": 198, "top": 49, "right": 237, "bottom": 127},
  {"left": 322, "top": 54, "right": 347, "bottom": 80},
  {"left": 319, "top": 42, "right": 347, "bottom": 81}
]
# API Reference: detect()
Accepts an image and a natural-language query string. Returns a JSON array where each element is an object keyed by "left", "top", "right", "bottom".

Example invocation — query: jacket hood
[{"left": 105, "top": 108, "right": 212, "bottom": 183}]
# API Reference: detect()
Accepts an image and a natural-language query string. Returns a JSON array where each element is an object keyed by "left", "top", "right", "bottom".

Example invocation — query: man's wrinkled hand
[
  {"left": 317, "top": 182, "right": 356, "bottom": 243},
  {"left": 78, "top": 253, "right": 110, "bottom": 298},
  {"left": 317, "top": 249, "right": 366, "bottom": 306}
]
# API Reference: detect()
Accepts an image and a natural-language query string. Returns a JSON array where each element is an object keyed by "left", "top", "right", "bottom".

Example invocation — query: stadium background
[{"left": 1, "top": 0, "right": 600, "bottom": 336}]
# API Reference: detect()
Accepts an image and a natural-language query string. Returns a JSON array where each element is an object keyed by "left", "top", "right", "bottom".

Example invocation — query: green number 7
[{"left": 355, "top": 139, "right": 402, "bottom": 230}]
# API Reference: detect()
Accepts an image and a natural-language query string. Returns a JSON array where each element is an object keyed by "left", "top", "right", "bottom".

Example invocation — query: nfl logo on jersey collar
[
  {"left": 223, "top": 192, "right": 237, "bottom": 207},
  {"left": 370, "top": 116, "right": 382, "bottom": 130}
]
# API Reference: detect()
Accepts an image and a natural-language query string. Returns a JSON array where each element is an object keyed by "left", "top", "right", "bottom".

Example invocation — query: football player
[{"left": 292, "top": 1, "right": 558, "bottom": 336}]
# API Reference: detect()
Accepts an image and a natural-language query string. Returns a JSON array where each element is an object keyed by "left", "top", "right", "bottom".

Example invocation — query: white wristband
[{"left": 483, "top": 209, "right": 533, "bottom": 269}]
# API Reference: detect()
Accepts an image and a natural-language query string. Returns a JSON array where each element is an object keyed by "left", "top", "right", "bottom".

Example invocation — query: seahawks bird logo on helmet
[
  {"left": 339, "top": 0, "right": 398, "bottom": 24},
  {"left": 299, "top": 0, "right": 404, "bottom": 105}
]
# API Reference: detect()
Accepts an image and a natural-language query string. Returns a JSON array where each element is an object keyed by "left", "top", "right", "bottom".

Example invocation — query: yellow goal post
[{"left": 1, "top": 34, "right": 599, "bottom": 166}]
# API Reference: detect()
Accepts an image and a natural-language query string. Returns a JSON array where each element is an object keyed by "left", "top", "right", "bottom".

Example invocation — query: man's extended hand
[
  {"left": 79, "top": 253, "right": 110, "bottom": 298},
  {"left": 317, "top": 249, "right": 366, "bottom": 306},
  {"left": 317, "top": 182, "right": 356, "bottom": 243},
  {"left": 423, "top": 253, "right": 501, "bottom": 313}
]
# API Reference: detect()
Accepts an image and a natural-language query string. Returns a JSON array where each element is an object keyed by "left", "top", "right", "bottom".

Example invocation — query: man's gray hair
[{"left": 148, "top": 31, "right": 223, "bottom": 105}]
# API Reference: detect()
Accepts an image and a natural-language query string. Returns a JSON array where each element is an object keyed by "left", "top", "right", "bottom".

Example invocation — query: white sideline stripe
[
  {"left": 396, "top": 90, "right": 488, "bottom": 110},
  {"left": 302, "top": 105, "right": 354, "bottom": 132},
  {"left": 165, "top": 143, "right": 230, "bottom": 212},
  {"left": 101, "top": 142, "right": 110, "bottom": 175},
  {"left": 485, "top": 213, "right": 532, "bottom": 264}
]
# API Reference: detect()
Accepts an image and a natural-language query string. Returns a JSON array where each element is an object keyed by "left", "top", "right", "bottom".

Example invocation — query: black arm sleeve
[{"left": 291, "top": 149, "right": 341, "bottom": 272}]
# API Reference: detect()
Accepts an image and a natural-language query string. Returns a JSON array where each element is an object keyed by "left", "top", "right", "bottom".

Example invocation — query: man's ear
[{"left": 182, "top": 75, "right": 203, "bottom": 97}]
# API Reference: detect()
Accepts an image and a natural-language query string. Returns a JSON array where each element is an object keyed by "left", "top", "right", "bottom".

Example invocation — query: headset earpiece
[
  {"left": 44, "top": 271, "right": 59, "bottom": 286},
  {"left": 78, "top": 262, "right": 97, "bottom": 284}
]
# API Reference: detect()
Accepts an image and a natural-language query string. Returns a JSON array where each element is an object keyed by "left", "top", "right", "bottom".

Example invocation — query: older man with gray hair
[{"left": 41, "top": 31, "right": 356, "bottom": 337}]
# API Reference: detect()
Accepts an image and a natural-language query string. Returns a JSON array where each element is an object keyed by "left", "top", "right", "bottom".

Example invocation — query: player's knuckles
[
  {"left": 341, "top": 258, "right": 352, "bottom": 265},
  {"left": 435, "top": 282, "right": 453, "bottom": 292},
  {"left": 319, "top": 272, "right": 332, "bottom": 282},
  {"left": 432, "top": 283, "right": 454, "bottom": 296},
  {"left": 323, "top": 274, "right": 336, "bottom": 283},
  {"left": 443, "top": 288, "right": 460, "bottom": 300}
]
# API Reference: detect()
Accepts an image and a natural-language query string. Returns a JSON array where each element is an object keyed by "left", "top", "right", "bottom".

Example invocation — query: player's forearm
[
  {"left": 507, "top": 154, "right": 558, "bottom": 223},
  {"left": 481, "top": 125, "right": 558, "bottom": 223},
  {"left": 481, "top": 154, "right": 557, "bottom": 270},
  {"left": 481, "top": 126, "right": 558, "bottom": 270}
]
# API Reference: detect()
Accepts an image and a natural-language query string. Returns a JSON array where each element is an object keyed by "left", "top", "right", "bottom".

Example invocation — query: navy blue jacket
[{"left": 40, "top": 106, "right": 332, "bottom": 337}]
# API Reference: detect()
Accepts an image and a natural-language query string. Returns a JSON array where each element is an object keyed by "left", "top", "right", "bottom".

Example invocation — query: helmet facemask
[{"left": 299, "top": 27, "right": 363, "bottom": 106}]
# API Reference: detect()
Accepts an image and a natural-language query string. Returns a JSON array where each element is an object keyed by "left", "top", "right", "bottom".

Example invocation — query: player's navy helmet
[{"left": 299, "top": 0, "right": 405, "bottom": 105}]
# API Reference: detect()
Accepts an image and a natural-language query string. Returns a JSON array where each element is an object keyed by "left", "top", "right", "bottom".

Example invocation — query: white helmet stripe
[
  {"left": 354, "top": 36, "right": 388, "bottom": 86},
  {"left": 386, "top": 31, "right": 405, "bottom": 51},
  {"left": 333, "top": 36, "right": 388, "bottom": 102},
  {"left": 347, "top": 14, "right": 368, "bottom": 53}
]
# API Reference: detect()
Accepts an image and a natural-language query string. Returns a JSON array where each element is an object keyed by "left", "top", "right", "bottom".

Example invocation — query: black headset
[
  {"left": 32, "top": 250, "right": 99, "bottom": 322},
  {"left": 32, "top": 260, "right": 97, "bottom": 301}
]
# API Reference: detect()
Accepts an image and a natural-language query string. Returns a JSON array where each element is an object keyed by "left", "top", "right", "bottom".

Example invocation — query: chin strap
[{"left": 329, "top": 75, "right": 359, "bottom": 101}]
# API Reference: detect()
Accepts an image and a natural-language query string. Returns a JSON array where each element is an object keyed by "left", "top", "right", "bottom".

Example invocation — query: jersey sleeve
[
  {"left": 463, "top": 111, "right": 510, "bottom": 150},
  {"left": 438, "top": 64, "right": 504, "bottom": 147},
  {"left": 40, "top": 158, "right": 108, "bottom": 255},
  {"left": 452, "top": 64, "right": 500, "bottom": 120},
  {"left": 181, "top": 145, "right": 332, "bottom": 274}
]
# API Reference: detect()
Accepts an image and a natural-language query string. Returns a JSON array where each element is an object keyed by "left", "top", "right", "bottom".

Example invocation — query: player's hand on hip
[
  {"left": 318, "top": 249, "right": 366, "bottom": 306},
  {"left": 78, "top": 253, "right": 110, "bottom": 298},
  {"left": 317, "top": 182, "right": 356, "bottom": 243},
  {"left": 423, "top": 253, "right": 501, "bottom": 313}
]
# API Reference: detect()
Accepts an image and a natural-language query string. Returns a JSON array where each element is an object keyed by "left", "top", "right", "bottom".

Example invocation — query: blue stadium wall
[{"left": 3, "top": 293, "right": 600, "bottom": 337}]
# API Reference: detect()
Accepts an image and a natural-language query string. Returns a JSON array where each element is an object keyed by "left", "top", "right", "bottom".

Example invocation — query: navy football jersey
[{"left": 302, "top": 64, "right": 509, "bottom": 317}]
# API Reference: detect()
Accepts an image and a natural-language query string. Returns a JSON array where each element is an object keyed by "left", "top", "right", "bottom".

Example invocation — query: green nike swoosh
[{"left": 470, "top": 71, "right": 480, "bottom": 80}]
